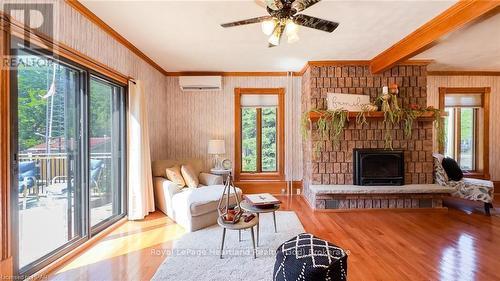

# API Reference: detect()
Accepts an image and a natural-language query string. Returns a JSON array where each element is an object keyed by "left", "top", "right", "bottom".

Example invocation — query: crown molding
[
  {"left": 298, "top": 59, "right": 434, "bottom": 75},
  {"left": 165, "top": 71, "right": 301, "bottom": 77},
  {"left": 428, "top": 71, "right": 500, "bottom": 76}
]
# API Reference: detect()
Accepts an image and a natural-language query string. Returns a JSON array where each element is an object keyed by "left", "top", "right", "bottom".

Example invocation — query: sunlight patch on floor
[{"left": 55, "top": 221, "right": 185, "bottom": 273}]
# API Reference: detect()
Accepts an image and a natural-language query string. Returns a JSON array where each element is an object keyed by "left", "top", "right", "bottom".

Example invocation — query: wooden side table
[
  {"left": 217, "top": 215, "right": 258, "bottom": 259},
  {"left": 240, "top": 200, "right": 280, "bottom": 246}
]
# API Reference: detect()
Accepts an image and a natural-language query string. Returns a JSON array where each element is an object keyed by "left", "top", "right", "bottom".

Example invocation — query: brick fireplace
[{"left": 301, "top": 62, "right": 442, "bottom": 209}]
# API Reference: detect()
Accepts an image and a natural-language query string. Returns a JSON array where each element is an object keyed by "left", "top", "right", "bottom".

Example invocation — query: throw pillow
[
  {"left": 441, "top": 157, "right": 464, "bottom": 181},
  {"left": 181, "top": 164, "right": 199, "bottom": 188},
  {"left": 165, "top": 165, "right": 186, "bottom": 187}
]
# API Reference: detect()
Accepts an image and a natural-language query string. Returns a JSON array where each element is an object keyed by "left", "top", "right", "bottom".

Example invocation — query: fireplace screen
[{"left": 353, "top": 149, "right": 404, "bottom": 186}]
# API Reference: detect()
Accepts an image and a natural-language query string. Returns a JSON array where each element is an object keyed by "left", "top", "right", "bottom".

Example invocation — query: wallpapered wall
[
  {"left": 151, "top": 76, "right": 304, "bottom": 180},
  {"left": 427, "top": 75, "right": 500, "bottom": 181},
  {"left": 4, "top": 0, "right": 168, "bottom": 159}
]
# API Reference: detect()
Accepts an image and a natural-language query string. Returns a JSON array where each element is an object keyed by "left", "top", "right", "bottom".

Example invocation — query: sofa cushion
[
  {"left": 172, "top": 185, "right": 241, "bottom": 217},
  {"left": 442, "top": 157, "right": 463, "bottom": 181},
  {"left": 181, "top": 164, "right": 199, "bottom": 188},
  {"left": 152, "top": 159, "right": 203, "bottom": 178},
  {"left": 165, "top": 165, "right": 186, "bottom": 187}
]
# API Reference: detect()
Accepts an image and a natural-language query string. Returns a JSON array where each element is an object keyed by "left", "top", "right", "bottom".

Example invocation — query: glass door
[
  {"left": 12, "top": 49, "right": 84, "bottom": 272},
  {"left": 11, "top": 42, "right": 127, "bottom": 276},
  {"left": 89, "top": 76, "right": 125, "bottom": 230}
]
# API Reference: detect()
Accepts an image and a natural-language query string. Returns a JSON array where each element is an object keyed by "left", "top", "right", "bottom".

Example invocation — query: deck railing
[{"left": 19, "top": 152, "right": 112, "bottom": 190}]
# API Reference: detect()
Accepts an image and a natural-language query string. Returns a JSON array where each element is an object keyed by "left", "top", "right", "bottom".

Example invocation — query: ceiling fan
[{"left": 220, "top": 0, "right": 339, "bottom": 47}]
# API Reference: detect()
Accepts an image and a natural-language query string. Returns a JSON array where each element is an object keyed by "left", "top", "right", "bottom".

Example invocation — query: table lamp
[{"left": 208, "top": 139, "right": 225, "bottom": 169}]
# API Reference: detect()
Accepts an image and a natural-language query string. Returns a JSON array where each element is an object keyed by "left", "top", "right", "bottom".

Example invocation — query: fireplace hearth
[{"left": 353, "top": 149, "right": 404, "bottom": 186}]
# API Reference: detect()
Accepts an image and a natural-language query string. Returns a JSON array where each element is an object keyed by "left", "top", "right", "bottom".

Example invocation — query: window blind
[
  {"left": 445, "top": 93, "right": 483, "bottom": 108},
  {"left": 240, "top": 94, "right": 278, "bottom": 107}
]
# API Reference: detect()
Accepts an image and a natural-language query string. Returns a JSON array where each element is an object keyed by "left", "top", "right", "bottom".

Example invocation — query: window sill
[{"left": 237, "top": 172, "right": 284, "bottom": 181}]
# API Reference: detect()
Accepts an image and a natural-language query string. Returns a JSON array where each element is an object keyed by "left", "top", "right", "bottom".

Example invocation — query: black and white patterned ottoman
[{"left": 273, "top": 233, "right": 347, "bottom": 281}]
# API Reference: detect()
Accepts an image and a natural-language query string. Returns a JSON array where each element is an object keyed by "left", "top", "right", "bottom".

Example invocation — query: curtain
[{"left": 127, "top": 80, "right": 155, "bottom": 220}]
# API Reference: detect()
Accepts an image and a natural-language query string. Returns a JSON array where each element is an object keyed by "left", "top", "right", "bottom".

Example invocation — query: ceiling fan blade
[
  {"left": 266, "top": 0, "right": 284, "bottom": 10},
  {"left": 293, "top": 14, "right": 339, "bottom": 33},
  {"left": 221, "top": 16, "right": 272, "bottom": 28},
  {"left": 254, "top": 0, "right": 267, "bottom": 9},
  {"left": 292, "top": 0, "right": 322, "bottom": 13}
]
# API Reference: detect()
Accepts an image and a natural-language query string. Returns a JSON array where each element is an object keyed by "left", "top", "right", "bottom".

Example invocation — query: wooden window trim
[
  {"left": 438, "top": 87, "right": 490, "bottom": 179},
  {"left": 234, "top": 88, "right": 285, "bottom": 181}
]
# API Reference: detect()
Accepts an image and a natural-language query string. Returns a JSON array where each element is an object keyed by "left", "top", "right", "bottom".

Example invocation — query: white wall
[
  {"left": 150, "top": 76, "right": 303, "bottom": 180},
  {"left": 427, "top": 75, "right": 500, "bottom": 180}
]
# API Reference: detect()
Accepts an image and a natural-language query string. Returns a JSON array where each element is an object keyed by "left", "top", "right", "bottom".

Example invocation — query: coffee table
[
  {"left": 217, "top": 214, "right": 258, "bottom": 259},
  {"left": 240, "top": 200, "right": 280, "bottom": 246}
]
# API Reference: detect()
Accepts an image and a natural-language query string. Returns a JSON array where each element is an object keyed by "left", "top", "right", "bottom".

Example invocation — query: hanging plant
[
  {"left": 301, "top": 109, "right": 349, "bottom": 148},
  {"left": 301, "top": 105, "right": 444, "bottom": 151},
  {"left": 402, "top": 107, "right": 419, "bottom": 138}
]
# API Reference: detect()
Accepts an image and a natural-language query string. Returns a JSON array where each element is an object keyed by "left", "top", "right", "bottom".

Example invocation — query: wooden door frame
[
  {"left": 438, "top": 87, "right": 490, "bottom": 179},
  {"left": 234, "top": 88, "right": 285, "bottom": 181},
  {"left": 0, "top": 18, "right": 13, "bottom": 277}
]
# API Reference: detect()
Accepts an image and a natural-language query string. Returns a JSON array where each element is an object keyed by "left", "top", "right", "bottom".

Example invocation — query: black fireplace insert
[{"left": 353, "top": 149, "right": 404, "bottom": 186}]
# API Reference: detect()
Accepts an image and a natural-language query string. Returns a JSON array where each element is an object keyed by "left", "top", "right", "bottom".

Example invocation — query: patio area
[{"left": 18, "top": 191, "right": 114, "bottom": 268}]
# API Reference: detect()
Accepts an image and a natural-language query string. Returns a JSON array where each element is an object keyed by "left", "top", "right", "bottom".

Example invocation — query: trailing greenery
[
  {"left": 355, "top": 110, "right": 368, "bottom": 128},
  {"left": 301, "top": 106, "right": 444, "bottom": 151}
]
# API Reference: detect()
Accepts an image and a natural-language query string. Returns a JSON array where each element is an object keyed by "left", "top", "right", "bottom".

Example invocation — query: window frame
[
  {"left": 439, "top": 87, "right": 490, "bottom": 179},
  {"left": 234, "top": 88, "right": 285, "bottom": 181}
]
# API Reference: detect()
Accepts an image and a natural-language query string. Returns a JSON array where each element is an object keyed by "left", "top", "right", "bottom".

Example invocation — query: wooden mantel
[{"left": 307, "top": 111, "right": 446, "bottom": 121}]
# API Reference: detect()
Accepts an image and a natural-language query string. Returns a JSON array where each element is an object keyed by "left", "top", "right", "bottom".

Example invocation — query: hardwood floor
[{"left": 48, "top": 196, "right": 500, "bottom": 281}]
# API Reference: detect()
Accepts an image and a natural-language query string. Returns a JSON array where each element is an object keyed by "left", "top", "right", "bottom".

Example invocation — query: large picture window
[
  {"left": 439, "top": 87, "right": 490, "bottom": 178},
  {"left": 235, "top": 88, "right": 284, "bottom": 181},
  {"left": 11, "top": 40, "right": 126, "bottom": 275}
]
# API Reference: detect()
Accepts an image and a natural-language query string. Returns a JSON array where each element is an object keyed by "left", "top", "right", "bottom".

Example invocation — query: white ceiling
[
  {"left": 81, "top": 0, "right": 457, "bottom": 72},
  {"left": 416, "top": 11, "right": 500, "bottom": 71}
]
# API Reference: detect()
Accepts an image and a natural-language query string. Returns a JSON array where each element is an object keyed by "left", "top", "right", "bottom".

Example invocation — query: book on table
[{"left": 244, "top": 193, "right": 281, "bottom": 206}]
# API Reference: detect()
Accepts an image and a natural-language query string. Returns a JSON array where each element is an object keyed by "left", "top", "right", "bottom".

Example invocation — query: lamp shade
[{"left": 208, "top": 140, "right": 225, "bottom": 154}]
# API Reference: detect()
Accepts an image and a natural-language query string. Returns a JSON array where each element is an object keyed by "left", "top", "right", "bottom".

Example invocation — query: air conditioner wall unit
[{"left": 179, "top": 76, "right": 222, "bottom": 91}]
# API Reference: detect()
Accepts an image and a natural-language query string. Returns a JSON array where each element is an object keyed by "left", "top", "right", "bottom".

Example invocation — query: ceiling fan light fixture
[
  {"left": 285, "top": 20, "right": 299, "bottom": 43},
  {"left": 268, "top": 27, "right": 281, "bottom": 46},
  {"left": 285, "top": 20, "right": 298, "bottom": 36},
  {"left": 261, "top": 19, "right": 276, "bottom": 36}
]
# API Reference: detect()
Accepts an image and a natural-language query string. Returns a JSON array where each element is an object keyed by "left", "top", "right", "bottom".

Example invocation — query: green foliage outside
[
  {"left": 241, "top": 107, "right": 277, "bottom": 172},
  {"left": 90, "top": 79, "right": 113, "bottom": 139},
  {"left": 16, "top": 55, "right": 114, "bottom": 152}
]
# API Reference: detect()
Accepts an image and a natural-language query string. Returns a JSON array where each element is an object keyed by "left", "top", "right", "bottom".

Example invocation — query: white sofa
[{"left": 152, "top": 159, "right": 241, "bottom": 232}]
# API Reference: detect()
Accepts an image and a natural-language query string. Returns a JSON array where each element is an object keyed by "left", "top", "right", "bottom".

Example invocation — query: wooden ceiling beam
[{"left": 370, "top": 0, "right": 500, "bottom": 74}]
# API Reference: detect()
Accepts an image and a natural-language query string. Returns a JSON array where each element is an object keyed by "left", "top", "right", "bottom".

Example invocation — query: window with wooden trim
[
  {"left": 439, "top": 87, "right": 490, "bottom": 178},
  {"left": 235, "top": 88, "right": 284, "bottom": 181}
]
